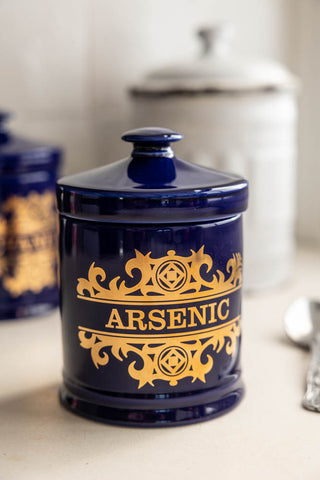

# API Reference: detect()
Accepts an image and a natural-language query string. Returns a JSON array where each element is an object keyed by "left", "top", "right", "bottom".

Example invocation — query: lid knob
[
  {"left": 122, "top": 127, "right": 182, "bottom": 187},
  {"left": 198, "top": 23, "right": 235, "bottom": 57},
  {"left": 122, "top": 127, "right": 183, "bottom": 146},
  {"left": 0, "top": 111, "right": 11, "bottom": 144}
]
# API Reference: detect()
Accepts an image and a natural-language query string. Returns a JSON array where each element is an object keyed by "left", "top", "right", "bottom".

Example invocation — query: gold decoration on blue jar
[
  {"left": 78, "top": 318, "right": 241, "bottom": 388},
  {"left": 76, "top": 246, "right": 242, "bottom": 304},
  {"left": 76, "top": 246, "right": 242, "bottom": 388},
  {"left": 0, "top": 190, "right": 58, "bottom": 297}
]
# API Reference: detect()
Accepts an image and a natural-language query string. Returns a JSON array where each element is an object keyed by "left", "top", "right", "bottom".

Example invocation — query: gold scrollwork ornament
[
  {"left": 77, "top": 247, "right": 242, "bottom": 304},
  {"left": 78, "top": 318, "right": 241, "bottom": 388}
]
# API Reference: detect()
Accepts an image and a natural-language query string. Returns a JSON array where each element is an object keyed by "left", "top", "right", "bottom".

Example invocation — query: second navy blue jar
[
  {"left": 0, "top": 113, "right": 61, "bottom": 320},
  {"left": 57, "top": 127, "right": 248, "bottom": 427}
]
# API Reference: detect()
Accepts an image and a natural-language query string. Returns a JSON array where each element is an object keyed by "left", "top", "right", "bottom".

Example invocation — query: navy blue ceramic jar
[
  {"left": 57, "top": 127, "right": 248, "bottom": 427},
  {"left": 0, "top": 113, "right": 61, "bottom": 320}
]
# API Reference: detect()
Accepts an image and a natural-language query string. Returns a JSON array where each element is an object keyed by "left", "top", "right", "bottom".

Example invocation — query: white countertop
[{"left": 1, "top": 247, "right": 320, "bottom": 480}]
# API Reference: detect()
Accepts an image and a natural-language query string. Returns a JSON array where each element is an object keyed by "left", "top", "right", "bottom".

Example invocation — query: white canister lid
[{"left": 131, "top": 24, "right": 298, "bottom": 95}]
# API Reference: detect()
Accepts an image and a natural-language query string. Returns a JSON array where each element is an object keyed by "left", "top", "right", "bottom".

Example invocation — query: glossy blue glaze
[
  {"left": 0, "top": 114, "right": 61, "bottom": 320},
  {"left": 57, "top": 128, "right": 247, "bottom": 222},
  {"left": 57, "top": 127, "right": 248, "bottom": 426}
]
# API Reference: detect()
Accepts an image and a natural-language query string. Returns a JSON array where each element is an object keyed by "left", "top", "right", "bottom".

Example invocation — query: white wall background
[
  {"left": 0, "top": 0, "right": 297, "bottom": 174},
  {"left": 295, "top": 0, "right": 320, "bottom": 245},
  {"left": 5, "top": 0, "right": 320, "bottom": 245}
]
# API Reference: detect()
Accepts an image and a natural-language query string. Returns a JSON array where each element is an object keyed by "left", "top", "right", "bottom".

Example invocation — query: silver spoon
[{"left": 284, "top": 297, "right": 320, "bottom": 411}]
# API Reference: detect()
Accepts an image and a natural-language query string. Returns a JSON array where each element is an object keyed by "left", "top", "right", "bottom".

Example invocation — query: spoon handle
[{"left": 303, "top": 333, "right": 320, "bottom": 411}]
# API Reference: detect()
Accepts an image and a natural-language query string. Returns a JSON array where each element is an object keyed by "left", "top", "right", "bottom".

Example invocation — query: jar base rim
[{"left": 59, "top": 381, "right": 244, "bottom": 427}]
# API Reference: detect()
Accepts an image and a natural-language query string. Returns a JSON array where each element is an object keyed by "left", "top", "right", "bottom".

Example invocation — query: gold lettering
[
  {"left": 167, "top": 308, "right": 186, "bottom": 329},
  {"left": 148, "top": 309, "right": 166, "bottom": 330},
  {"left": 31, "top": 232, "right": 52, "bottom": 250},
  {"left": 105, "top": 297, "right": 230, "bottom": 332},
  {"left": 6, "top": 230, "right": 55, "bottom": 254},
  {"left": 208, "top": 302, "right": 218, "bottom": 324},
  {"left": 105, "top": 308, "right": 125, "bottom": 329},
  {"left": 18, "top": 237, "right": 32, "bottom": 251},
  {"left": 217, "top": 298, "right": 229, "bottom": 321},
  {"left": 126, "top": 309, "right": 147, "bottom": 330},
  {"left": 188, "top": 304, "right": 209, "bottom": 327}
]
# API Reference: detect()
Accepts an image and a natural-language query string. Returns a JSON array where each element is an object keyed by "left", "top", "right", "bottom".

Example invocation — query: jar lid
[
  {"left": 0, "top": 111, "right": 61, "bottom": 174},
  {"left": 57, "top": 127, "right": 248, "bottom": 224},
  {"left": 131, "top": 24, "right": 298, "bottom": 96}
]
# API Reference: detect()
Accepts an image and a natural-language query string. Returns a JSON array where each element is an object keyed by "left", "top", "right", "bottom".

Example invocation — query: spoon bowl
[
  {"left": 284, "top": 296, "right": 320, "bottom": 411},
  {"left": 284, "top": 297, "right": 314, "bottom": 348}
]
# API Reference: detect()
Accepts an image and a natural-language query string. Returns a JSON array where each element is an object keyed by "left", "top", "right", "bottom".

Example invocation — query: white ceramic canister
[{"left": 130, "top": 25, "right": 299, "bottom": 291}]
